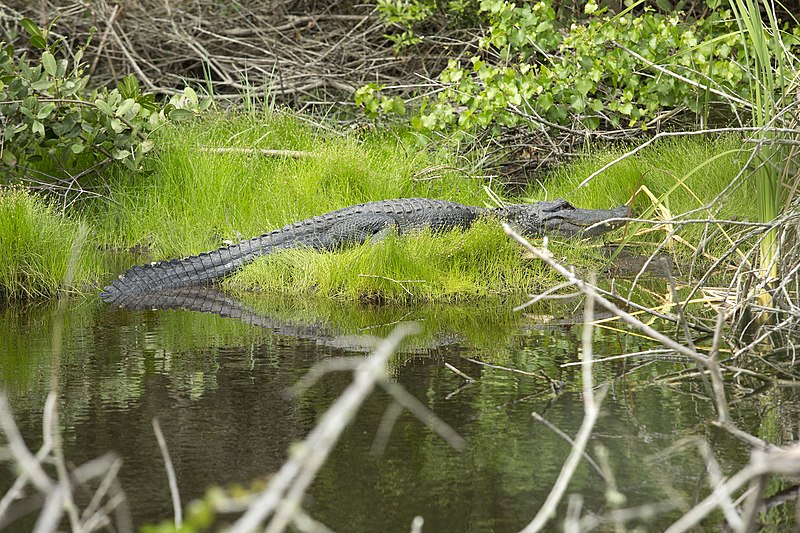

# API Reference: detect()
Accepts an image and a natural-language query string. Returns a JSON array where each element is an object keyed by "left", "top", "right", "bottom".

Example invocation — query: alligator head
[{"left": 499, "top": 199, "right": 630, "bottom": 238}]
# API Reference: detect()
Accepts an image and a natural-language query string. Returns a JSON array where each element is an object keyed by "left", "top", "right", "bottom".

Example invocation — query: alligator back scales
[{"left": 101, "top": 198, "right": 481, "bottom": 305}]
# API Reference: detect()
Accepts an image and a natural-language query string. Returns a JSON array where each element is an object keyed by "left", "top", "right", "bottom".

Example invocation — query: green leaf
[
  {"left": 391, "top": 97, "right": 405, "bottom": 114},
  {"left": 589, "top": 99, "right": 604, "bottom": 112},
  {"left": 20, "top": 18, "right": 42, "bottom": 39},
  {"left": 30, "top": 35, "right": 47, "bottom": 51},
  {"left": 30, "top": 79, "right": 55, "bottom": 91},
  {"left": 41, "top": 52, "right": 57, "bottom": 76},
  {"left": 116, "top": 98, "right": 136, "bottom": 117},
  {"left": 37, "top": 102, "right": 56, "bottom": 119},
  {"left": 575, "top": 78, "right": 593, "bottom": 96},
  {"left": 112, "top": 148, "right": 131, "bottom": 160},
  {"left": 118, "top": 74, "right": 139, "bottom": 98},
  {"left": 184, "top": 86, "right": 198, "bottom": 106},
  {"left": 585, "top": 116, "right": 601, "bottom": 129},
  {"left": 70, "top": 143, "right": 85, "bottom": 154},
  {"left": 1, "top": 150, "right": 17, "bottom": 167},
  {"left": 32, "top": 120, "right": 45, "bottom": 136},
  {"left": 139, "top": 139, "right": 155, "bottom": 154},
  {"left": 169, "top": 108, "right": 195, "bottom": 121},
  {"left": 109, "top": 117, "right": 125, "bottom": 133},
  {"left": 95, "top": 99, "right": 114, "bottom": 116}
]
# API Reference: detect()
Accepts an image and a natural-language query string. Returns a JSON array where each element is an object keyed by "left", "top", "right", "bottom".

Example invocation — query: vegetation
[
  {"left": 0, "top": 107, "right": 762, "bottom": 303},
  {"left": 1, "top": 2, "right": 800, "bottom": 531},
  {"left": 360, "top": 0, "right": 799, "bottom": 138},
  {"left": 74, "top": 113, "right": 753, "bottom": 302},
  {"left": 727, "top": 0, "right": 796, "bottom": 314},
  {"left": 0, "top": 188, "right": 101, "bottom": 300},
  {"left": 0, "top": 18, "right": 210, "bottom": 191}
]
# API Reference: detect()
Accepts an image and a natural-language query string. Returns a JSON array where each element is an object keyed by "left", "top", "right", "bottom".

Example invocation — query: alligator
[{"left": 101, "top": 197, "right": 629, "bottom": 305}]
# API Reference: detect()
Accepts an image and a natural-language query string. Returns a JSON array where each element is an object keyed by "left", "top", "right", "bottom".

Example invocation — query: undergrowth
[
  {"left": 530, "top": 135, "right": 758, "bottom": 267},
  {"left": 0, "top": 188, "right": 100, "bottom": 300}
]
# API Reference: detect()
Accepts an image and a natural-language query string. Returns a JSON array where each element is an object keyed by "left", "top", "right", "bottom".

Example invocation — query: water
[{"left": 0, "top": 291, "right": 766, "bottom": 531}]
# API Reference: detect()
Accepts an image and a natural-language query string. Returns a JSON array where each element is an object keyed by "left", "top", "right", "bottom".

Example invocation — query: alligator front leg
[{"left": 314, "top": 214, "right": 400, "bottom": 251}]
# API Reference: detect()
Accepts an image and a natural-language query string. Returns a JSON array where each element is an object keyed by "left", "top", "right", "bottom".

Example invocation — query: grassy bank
[
  {"left": 0, "top": 189, "right": 102, "bottom": 301},
  {"left": 2, "top": 113, "right": 760, "bottom": 302},
  {"left": 93, "top": 113, "right": 491, "bottom": 257},
  {"left": 92, "top": 112, "right": 635, "bottom": 301}
]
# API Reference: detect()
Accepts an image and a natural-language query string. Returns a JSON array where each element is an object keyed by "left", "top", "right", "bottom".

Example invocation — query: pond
[{"left": 0, "top": 288, "right": 764, "bottom": 531}]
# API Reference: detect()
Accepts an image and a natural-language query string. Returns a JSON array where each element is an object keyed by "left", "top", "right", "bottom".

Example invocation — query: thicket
[
  {"left": 0, "top": 18, "right": 210, "bottom": 199},
  {"left": 360, "top": 0, "right": 799, "bottom": 139}
]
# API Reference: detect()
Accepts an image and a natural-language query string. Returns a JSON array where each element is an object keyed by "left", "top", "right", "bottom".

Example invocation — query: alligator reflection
[
  {"left": 105, "top": 287, "right": 524, "bottom": 354},
  {"left": 108, "top": 287, "right": 395, "bottom": 352}
]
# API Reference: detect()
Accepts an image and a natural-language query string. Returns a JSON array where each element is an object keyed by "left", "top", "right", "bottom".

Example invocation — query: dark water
[{"left": 0, "top": 291, "right": 775, "bottom": 531}]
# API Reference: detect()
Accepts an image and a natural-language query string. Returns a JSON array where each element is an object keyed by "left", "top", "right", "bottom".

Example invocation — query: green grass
[
  {"left": 0, "top": 188, "right": 101, "bottom": 300},
  {"left": 529, "top": 135, "right": 758, "bottom": 261},
  {"left": 227, "top": 221, "right": 558, "bottom": 302},
  {"left": 94, "top": 112, "right": 490, "bottom": 257},
  {"left": 30, "top": 113, "right": 759, "bottom": 303}
]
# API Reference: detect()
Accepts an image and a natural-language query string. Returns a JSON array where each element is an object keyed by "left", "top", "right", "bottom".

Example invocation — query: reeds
[{"left": 728, "top": 0, "right": 797, "bottom": 315}]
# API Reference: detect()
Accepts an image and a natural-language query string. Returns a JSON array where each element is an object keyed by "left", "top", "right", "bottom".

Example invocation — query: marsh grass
[
  {"left": 0, "top": 189, "right": 101, "bottom": 300},
  {"left": 96, "top": 113, "right": 487, "bottom": 256},
  {"left": 91, "top": 113, "right": 761, "bottom": 302},
  {"left": 727, "top": 0, "right": 797, "bottom": 318},
  {"left": 540, "top": 135, "right": 758, "bottom": 261}
]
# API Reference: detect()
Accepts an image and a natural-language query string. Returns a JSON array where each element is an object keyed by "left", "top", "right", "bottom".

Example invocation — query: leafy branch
[{"left": 0, "top": 18, "right": 212, "bottom": 179}]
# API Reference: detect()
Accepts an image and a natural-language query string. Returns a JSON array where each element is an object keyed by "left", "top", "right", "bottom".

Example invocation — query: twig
[
  {"left": 502, "top": 224, "right": 732, "bottom": 411},
  {"left": 530, "top": 412, "right": 606, "bottom": 479},
  {"left": 577, "top": 127, "right": 800, "bottom": 188},
  {"left": 201, "top": 146, "right": 317, "bottom": 158},
  {"left": 89, "top": 3, "right": 121, "bottom": 75},
  {"left": 665, "top": 445, "right": 800, "bottom": 532},
  {"left": 152, "top": 418, "right": 182, "bottom": 528},
  {"left": 357, "top": 274, "right": 427, "bottom": 297},
  {"left": 0, "top": 395, "right": 53, "bottom": 494},
  {"left": 381, "top": 382, "right": 466, "bottom": 450},
  {"left": 444, "top": 362, "right": 476, "bottom": 382},
  {"left": 370, "top": 402, "right": 405, "bottom": 457},
  {"left": 615, "top": 42, "right": 753, "bottom": 109},
  {"left": 229, "top": 324, "right": 423, "bottom": 533},
  {"left": 521, "top": 275, "right": 607, "bottom": 532}
]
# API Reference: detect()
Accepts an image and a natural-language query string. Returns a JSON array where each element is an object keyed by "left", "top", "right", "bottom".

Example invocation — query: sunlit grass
[
  {"left": 94, "top": 112, "right": 490, "bottom": 257},
  {"left": 226, "top": 221, "right": 594, "bottom": 302},
  {"left": 531, "top": 135, "right": 759, "bottom": 261},
  {"left": 0, "top": 188, "right": 101, "bottom": 300}
]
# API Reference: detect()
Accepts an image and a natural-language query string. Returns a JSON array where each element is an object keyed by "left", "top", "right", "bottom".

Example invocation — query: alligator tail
[{"left": 100, "top": 237, "right": 267, "bottom": 305}]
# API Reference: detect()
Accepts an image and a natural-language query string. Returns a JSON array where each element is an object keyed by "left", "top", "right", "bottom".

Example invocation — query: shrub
[
  {"left": 358, "top": 0, "right": 799, "bottom": 136},
  {"left": 0, "top": 19, "right": 211, "bottom": 182}
]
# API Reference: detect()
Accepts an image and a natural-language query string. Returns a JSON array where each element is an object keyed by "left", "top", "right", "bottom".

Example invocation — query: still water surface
[{"left": 0, "top": 291, "right": 754, "bottom": 531}]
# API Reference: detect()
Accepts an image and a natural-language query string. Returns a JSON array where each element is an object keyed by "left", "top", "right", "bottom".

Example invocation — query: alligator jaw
[{"left": 546, "top": 203, "right": 631, "bottom": 237}]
